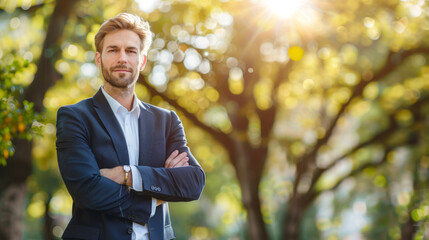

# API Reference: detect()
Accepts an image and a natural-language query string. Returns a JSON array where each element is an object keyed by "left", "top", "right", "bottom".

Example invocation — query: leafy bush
[{"left": 0, "top": 60, "right": 42, "bottom": 165}]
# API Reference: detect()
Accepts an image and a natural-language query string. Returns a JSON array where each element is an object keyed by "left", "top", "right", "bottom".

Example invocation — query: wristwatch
[{"left": 123, "top": 165, "right": 131, "bottom": 185}]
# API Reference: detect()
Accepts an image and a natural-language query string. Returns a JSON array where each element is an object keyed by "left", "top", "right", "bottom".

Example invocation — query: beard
[{"left": 100, "top": 60, "right": 138, "bottom": 89}]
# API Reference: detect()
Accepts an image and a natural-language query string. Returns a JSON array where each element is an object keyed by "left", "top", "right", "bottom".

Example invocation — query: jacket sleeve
[
  {"left": 135, "top": 111, "right": 206, "bottom": 202},
  {"left": 56, "top": 106, "right": 151, "bottom": 224}
]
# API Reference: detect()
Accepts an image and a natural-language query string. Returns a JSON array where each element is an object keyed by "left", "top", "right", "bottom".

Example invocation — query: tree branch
[
  {"left": 138, "top": 74, "right": 232, "bottom": 148},
  {"left": 309, "top": 94, "right": 429, "bottom": 193},
  {"left": 314, "top": 145, "right": 392, "bottom": 197},
  {"left": 24, "top": 0, "right": 79, "bottom": 112},
  {"left": 0, "top": 3, "right": 45, "bottom": 13},
  {"left": 296, "top": 47, "right": 429, "bottom": 177}
]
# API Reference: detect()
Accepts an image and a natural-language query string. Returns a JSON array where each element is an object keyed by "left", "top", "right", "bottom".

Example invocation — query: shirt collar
[{"left": 101, "top": 86, "right": 141, "bottom": 117}]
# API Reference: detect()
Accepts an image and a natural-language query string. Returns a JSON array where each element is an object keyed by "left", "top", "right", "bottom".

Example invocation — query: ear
[
  {"left": 139, "top": 55, "right": 147, "bottom": 71},
  {"left": 95, "top": 52, "right": 102, "bottom": 68}
]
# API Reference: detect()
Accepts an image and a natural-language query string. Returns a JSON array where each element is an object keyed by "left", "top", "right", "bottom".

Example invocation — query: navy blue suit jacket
[{"left": 56, "top": 89, "right": 205, "bottom": 240}]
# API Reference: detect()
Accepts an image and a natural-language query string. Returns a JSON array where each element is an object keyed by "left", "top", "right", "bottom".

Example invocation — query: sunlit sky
[
  {"left": 137, "top": 0, "right": 309, "bottom": 19},
  {"left": 264, "top": 0, "right": 307, "bottom": 19}
]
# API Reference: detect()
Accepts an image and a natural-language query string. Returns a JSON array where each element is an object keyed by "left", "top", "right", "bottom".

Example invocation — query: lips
[
  {"left": 113, "top": 69, "right": 130, "bottom": 72},
  {"left": 111, "top": 67, "right": 132, "bottom": 74}
]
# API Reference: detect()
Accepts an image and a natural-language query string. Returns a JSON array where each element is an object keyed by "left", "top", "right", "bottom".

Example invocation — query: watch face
[{"left": 123, "top": 165, "right": 131, "bottom": 172}]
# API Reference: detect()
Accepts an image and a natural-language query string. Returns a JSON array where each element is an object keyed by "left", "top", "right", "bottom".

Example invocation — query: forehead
[{"left": 102, "top": 29, "right": 141, "bottom": 50}]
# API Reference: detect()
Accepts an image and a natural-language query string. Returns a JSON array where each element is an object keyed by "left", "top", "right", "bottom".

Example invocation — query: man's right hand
[{"left": 156, "top": 150, "right": 189, "bottom": 206}]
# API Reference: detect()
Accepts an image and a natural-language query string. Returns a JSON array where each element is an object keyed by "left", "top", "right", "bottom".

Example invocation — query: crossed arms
[
  {"left": 100, "top": 150, "right": 190, "bottom": 206},
  {"left": 56, "top": 105, "right": 205, "bottom": 224}
]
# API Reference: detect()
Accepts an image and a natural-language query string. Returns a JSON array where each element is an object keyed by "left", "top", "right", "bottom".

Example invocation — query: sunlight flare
[{"left": 264, "top": 0, "right": 306, "bottom": 19}]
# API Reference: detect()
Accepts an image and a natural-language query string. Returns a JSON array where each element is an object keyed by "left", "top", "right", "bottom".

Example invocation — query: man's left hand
[
  {"left": 100, "top": 149, "right": 189, "bottom": 185},
  {"left": 100, "top": 166, "right": 126, "bottom": 185}
]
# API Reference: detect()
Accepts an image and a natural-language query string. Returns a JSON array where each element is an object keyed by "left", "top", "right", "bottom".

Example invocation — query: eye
[{"left": 127, "top": 50, "right": 137, "bottom": 54}]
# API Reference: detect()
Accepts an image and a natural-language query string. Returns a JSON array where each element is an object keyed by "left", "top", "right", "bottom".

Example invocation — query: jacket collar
[
  {"left": 93, "top": 88, "right": 130, "bottom": 166},
  {"left": 92, "top": 87, "right": 155, "bottom": 166}
]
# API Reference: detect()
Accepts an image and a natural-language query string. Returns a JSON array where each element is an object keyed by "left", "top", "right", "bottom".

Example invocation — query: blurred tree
[
  {"left": 0, "top": 60, "right": 41, "bottom": 166},
  {"left": 2, "top": 0, "right": 429, "bottom": 239},
  {"left": 0, "top": 0, "right": 79, "bottom": 239},
  {"left": 0, "top": 59, "right": 43, "bottom": 238},
  {"left": 132, "top": 0, "right": 429, "bottom": 239},
  {"left": 137, "top": 3, "right": 274, "bottom": 239},
  {"left": 271, "top": 0, "right": 429, "bottom": 237}
]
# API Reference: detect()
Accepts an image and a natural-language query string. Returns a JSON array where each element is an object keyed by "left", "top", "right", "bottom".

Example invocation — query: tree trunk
[
  {"left": 282, "top": 194, "right": 306, "bottom": 240},
  {"left": 401, "top": 216, "right": 417, "bottom": 240},
  {"left": 0, "top": 0, "right": 78, "bottom": 238},
  {"left": 232, "top": 140, "right": 268, "bottom": 240},
  {"left": 0, "top": 139, "right": 32, "bottom": 240},
  {"left": 244, "top": 184, "right": 267, "bottom": 240},
  {"left": 0, "top": 182, "right": 27, "bottom": 240}
]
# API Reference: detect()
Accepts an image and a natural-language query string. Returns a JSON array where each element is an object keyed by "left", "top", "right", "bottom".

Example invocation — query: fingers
[
  {"left": 164, "top": 150, "right": 179, "bottom": 168},
  {"left": 165, "top": 152, "right": 187, "bottom": 168},
  {"left": 164, "top": 151, "right": 188, "bottom": 168},
  {"left": 171, "top": 157, "right": 189, "bottom": 168},
  {"left": 99, "top": 167, "right": 124, "bottom": 185},
  {"left": 156, "top": 199, "right": 165, "bottom": 206}
]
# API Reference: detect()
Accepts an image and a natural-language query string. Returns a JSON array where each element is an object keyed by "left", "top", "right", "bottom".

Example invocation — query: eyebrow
[{"left": 105, "top": 45, "right": 139, "bottom": 51}]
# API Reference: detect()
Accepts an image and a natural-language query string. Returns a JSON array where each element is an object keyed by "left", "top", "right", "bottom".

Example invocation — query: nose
[{"left": 117, "top": 50, "right": 127, "bottom": 64}]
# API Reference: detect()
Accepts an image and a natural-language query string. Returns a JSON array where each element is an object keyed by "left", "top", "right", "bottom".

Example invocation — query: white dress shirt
[{"left": 102, "top": 87, "right": 156, "bottom": 240}]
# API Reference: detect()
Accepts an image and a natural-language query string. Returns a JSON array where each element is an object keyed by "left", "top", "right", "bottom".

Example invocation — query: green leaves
[{"left": 0, "top": 59, "right": 43, "bottom": 166}]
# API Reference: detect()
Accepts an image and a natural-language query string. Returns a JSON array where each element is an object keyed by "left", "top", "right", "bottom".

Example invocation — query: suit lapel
[
  {"left": 137, "top": 103, "right": 155, "bottom": 166},
  {"left": 92, "top": 89, "right": 129, "bottom": 166}
]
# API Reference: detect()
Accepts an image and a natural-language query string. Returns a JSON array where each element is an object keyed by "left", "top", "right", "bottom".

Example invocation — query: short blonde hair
[{"left": 94, "top": 13, "right": 152, "bottom": 55}]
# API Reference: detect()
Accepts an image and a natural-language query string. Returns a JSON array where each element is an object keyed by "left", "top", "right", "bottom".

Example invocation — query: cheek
[
  {"left": 101, "top": 56, "right": 115, "bottom": 67},
  {"left": 131, "top": 59, "right": 141, "bottom": 68}
]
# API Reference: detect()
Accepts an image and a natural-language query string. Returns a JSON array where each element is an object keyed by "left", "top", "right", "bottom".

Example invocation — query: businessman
[{"left": 56, "top": 13, "right": 205, "bottom": 240}]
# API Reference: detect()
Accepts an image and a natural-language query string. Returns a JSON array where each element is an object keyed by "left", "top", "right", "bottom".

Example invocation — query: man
[{"left": 56, "top": 13, "right": 205, "bottom": 240}]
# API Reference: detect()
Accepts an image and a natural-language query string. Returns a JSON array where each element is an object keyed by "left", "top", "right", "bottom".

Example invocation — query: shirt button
[{"left": 128, "top": 228, "right": 133, "bottom": 234}]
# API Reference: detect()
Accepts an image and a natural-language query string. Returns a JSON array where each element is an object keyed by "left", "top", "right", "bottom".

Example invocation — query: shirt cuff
[
  {"left": 130, "top": 166, "right": 143, "bottom": 191},
  {"left": 150, "top": 198, "right": 157, "bottom": 217}
]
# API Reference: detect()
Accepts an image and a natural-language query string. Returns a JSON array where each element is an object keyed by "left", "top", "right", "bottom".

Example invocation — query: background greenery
[{"left": 1, "top": 0, "right": 429, "bottom": 239}]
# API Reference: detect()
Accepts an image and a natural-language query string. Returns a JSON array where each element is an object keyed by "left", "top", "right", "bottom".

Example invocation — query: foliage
[
  {"left": 0, "top": 59, "right": 42, "bottom": 166},
  {"left": 1, "top": 0, "right": 429, "bottom": 239}
]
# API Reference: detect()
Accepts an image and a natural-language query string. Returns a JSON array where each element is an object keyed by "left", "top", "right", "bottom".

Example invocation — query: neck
[{"left": 103, "top": 83, "right": 135, "bottom": 111}]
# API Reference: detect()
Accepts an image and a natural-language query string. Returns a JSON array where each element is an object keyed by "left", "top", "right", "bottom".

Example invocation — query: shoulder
[
  {"left": 58, "top": 98, "right": 93, "bottom": 114},
  {"left": 57, "top": 98, "right": 95, "bottom": 125},
  {"left": 139, "top": 101, "right": 172, "bottom": 115},
  {"left": 138, "top": 101, "right": 181, "bottom": 123}
]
